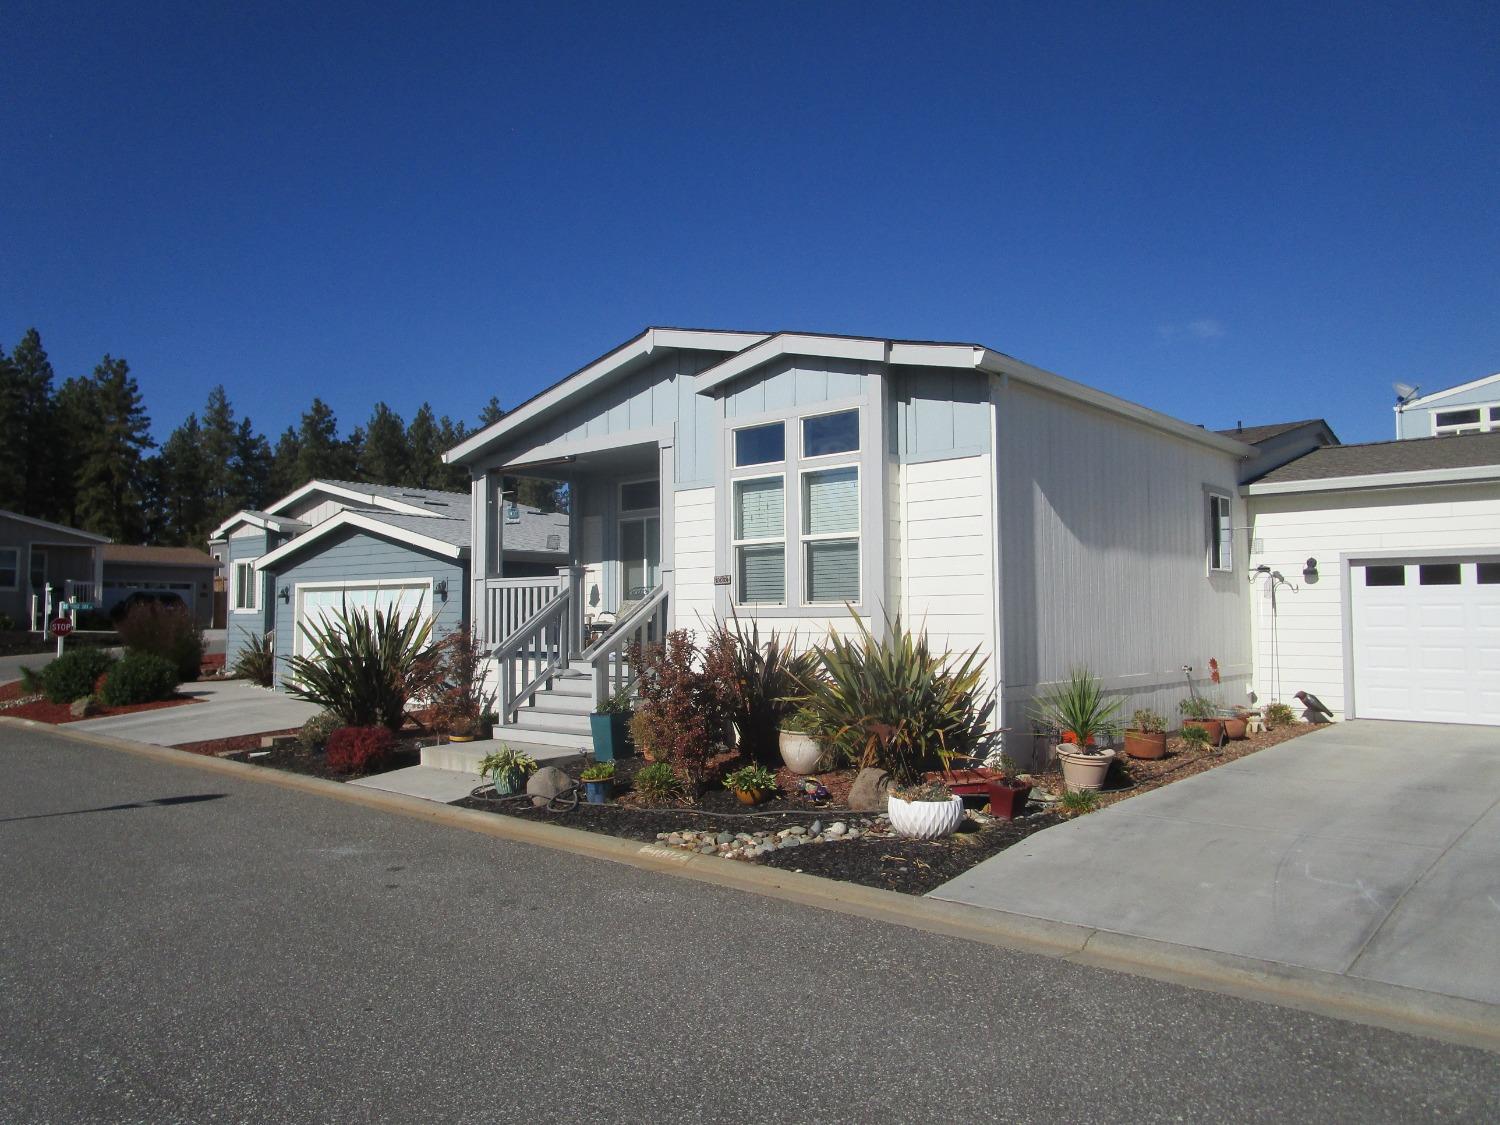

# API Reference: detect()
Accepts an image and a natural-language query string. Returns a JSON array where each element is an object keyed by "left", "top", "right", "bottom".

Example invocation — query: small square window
[
  {"left": 1364, "top": 565, "right": 1405, "bottom": 586},
  {"left": 620, "top": 480, "right": 658, "bottom": 512},
  {"left": 802, "top": 410, "right": 859, "bottom": 458},
  {"left": 734, "top": 422, "right": 784, "bottom": 467},
  {"left": 1419, "top": 563, "right": 1461, "bottom": 586},
  {"left": 1477, "top": 563, "right": 1500, "bottom": 584},
  {"left": 1435, "top": 409, "right": 1481, "bottom": 428}
]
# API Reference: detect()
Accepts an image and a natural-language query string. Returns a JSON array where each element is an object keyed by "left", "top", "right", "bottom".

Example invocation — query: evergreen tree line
[{"left": 0, "top": 327, "right": 557, "bottom": 548}]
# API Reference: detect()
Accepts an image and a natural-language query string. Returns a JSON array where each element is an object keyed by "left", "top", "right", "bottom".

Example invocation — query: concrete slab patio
[
  {"left": 348, "top": 765, "right": 483, "bottom": 803},
  {"left": 933, "top": 721, "right": 1500, "bottom": 1007},
  {"left": 69, "top": 679, "right": 321, "bottom": 746}
]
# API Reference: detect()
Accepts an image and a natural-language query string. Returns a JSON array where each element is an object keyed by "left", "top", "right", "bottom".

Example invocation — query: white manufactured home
[{"left": 446, "top": 328, "right": 1259, "bottom": 759}]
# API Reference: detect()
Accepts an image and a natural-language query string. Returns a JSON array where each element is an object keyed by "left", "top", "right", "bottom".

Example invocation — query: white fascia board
[
  {"left": 1403, "top": 372, "right": 1500, "bottom": 408},
  {"left": 254, "top": 511, "right": 466, "bottom": 571},
  {"left": 975, "top": 350, "right": 1254, "bottom": 457},
  {"left": 445, "top": 328, "right": 769, "bottom": 465},
  {"left": 210, "top": 511, "right": 277, "bottom": 539},
  {"left": 695, "top": 334, "right": 888, "bottom": 395},
  {"left": 264, "top": 480, "right": 433, "bottom": 518},
  {"left": 0, "top": 509, "right": 111, "bottom": 543},
  {"left": 1245, "top": 464, "right": 1500, "bottom": 496}
]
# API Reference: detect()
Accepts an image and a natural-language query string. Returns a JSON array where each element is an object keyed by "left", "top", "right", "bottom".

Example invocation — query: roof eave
[
  {"left": 1245, "top": 464, "right": 1500, "bottom": 495},
  {"left": 253, "top": 511, "right": 467, "bottom": 570}
]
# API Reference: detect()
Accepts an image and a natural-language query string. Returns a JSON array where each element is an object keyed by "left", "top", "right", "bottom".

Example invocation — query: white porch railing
[
  {"left": 494, "top": 567, "right": 587, "bottom": 724},
  {"left": 480, "top": 575, "right": 563, "bottom": 646},
  {"left": 580, "top": 584, "right": 669, "bottom": 705}
]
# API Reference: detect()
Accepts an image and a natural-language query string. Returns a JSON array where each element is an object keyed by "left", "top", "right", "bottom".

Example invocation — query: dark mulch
[
  {"left": 0, "top": 694, "right": 200, "bottom": 724},
  {"left": 242, "top": 740, "right": 423, "bottom": 780},
  {"left": 173, "top": 728, "right": 301, "bottom": 757}
]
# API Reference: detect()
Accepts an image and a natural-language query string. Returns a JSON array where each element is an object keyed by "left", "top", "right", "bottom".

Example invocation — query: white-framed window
[
  {"left": 801, "top": 408, "right": 860, "bottom": 459},
  {"left": 1208, "top": 493, "right": 1233, "bottom": 573},
  {"left": 734, "top": 421, "right": 785, "bottom": 467},
  {"left": 232, "top": 560, "right": 259, "bottom": 612},
  {"left": 801, "top": 465, "right": 860, "bottom": 603},
  {"left": 1433, "top": 404, "right": 1500, "bottom": 436},
  {"left": 733, "top": 475, "right": 786, "bottom": 605},
  {"left": 0, "top": 547, "right": 17, "bottom": 590}
]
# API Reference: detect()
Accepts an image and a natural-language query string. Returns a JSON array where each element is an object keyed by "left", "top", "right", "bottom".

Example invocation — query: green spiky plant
[
  {"left": 1033, "top": 668, "right": 1123, "bottom": 749},
  {"left": 797, "top": 611, "right": 996, "bottom": 787},
  {"left": 711, "top": 612, "right": 820, "bottom": 767},
  {"left": 285, "top": 605, "right": 440, "bottom": 731}
]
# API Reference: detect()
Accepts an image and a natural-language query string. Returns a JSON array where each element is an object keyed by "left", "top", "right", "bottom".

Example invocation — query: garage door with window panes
[
  {"left": 1350, "top": 557, "right": 1500, "bottom": 725},
  {"left": 295, "top": 584, "right": 431, "bottom": 659}
]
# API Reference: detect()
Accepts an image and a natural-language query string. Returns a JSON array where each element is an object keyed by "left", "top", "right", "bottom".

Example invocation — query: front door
[{"left": 619, "top": 516, "right": 660, "bottom": 601}]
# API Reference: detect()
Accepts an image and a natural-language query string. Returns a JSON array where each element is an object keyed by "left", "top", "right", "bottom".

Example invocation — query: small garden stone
[{"left": 526, "top": 766, "right": 573, "bottom": 807}]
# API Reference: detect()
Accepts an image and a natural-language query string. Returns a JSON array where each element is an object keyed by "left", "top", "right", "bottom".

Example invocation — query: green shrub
[
  {"left": 1059, "top": 789, "right": 1101, "bottom": 815},
  {"left": 1180, "top": 724, "right": 1213, "bottom": 750},
  {"left": 39, "top": 648, "right": 116, "bottom": 704},
  {"left": 1263, "top": 702, "right": 1297, "bottom": 727},
  {"left": 633, "top": 760, "right": 683, "bottom": 802},
  {"left": 580, "top": 760, "right": 616, "bottom": 781},
  {"left": 285, "top": 606, "right": 440, "bottom": 730},
  {"left": 0, "top": 612, "right": 14, "bottom": 631},
  {"left": 297, "top": 710, "right": 343, "bottom": 751},
  {"left": 798, "top": 612, "right": 996, "bottom": 787},
  {"left": 117, "top": 603, "right": 203, "bottom": 682},
  {"left": 722, "top": 764, "right": 776, "bottom": 792},
  {"left": 99, "top": 652, "right": 180, "bottom": 706},
  {"left": 710, "top": 615, "right": 818, "bottom": 767},
  {"left": 1034, "top": 668, "right": 1122, "bottom": 745},
  {"left": 231, "top": 629, "right": 275, "bottom": 688},
  {"left": 1178, "top": 695, "right": 1218, "bottom": 720}
]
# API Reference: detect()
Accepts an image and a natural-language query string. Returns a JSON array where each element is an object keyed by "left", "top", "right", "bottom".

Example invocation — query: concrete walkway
[
  {"left": 348, "top": 765, "right": 482, "bottom": 802},
  {"left": 933, "top": 721, "right": 1500, "bottom": 1007},
  {"left": 70, "top": 679, "right": 321, "bottom": 745}
]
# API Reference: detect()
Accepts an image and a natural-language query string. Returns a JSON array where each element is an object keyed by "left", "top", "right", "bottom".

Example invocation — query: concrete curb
[{"left": 7, "top": 715, "right": 1499, "bottom": 1054}]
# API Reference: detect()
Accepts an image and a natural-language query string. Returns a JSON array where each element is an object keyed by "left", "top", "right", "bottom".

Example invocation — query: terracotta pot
[
  {"left": 1182, "top": 719, "right": 1224, "bottom": 745},
  {"left": 986, "top": 779, "right": 1032, "bottom": 821},
  {"left": 734, "top": 787, "right": 765, "bottom": 806},
  {"left": 449, "top": 733, "right": 476, "bottom": 744},
  {"left": 1124, "top": 730, "right": 1167, "bottom": 760},
  {"left": 887, "top": 794, "right": 965, "bottom": 839},
  {"left": 1221, "top": 716, "right": 1248, "bottom": 740},
  {"left": 778, "top": 730, "right": 823, "bottom": 774},
  {"left": 1057, "top": 746, "right": 1116, "bottom": 792}
]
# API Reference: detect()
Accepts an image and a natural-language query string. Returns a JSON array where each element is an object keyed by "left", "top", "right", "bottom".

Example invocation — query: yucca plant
[
  {"left": 285, "top": 605, "right": 440, "bottom": 731},
  {"left": 1033, "top": 668, "right": 1122, "bottom": 747},
  {"left": 797, "top": 611, "right": 996, "bottom": 787},
  {"left": 231, "top": 628, "right": 275, "bottom": 687},
  {"left": 710, "top": 612, "right": 820, "bottom": 767}
]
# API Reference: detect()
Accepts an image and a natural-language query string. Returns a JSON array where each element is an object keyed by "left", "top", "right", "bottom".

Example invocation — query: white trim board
[
  {"left": 1245, "top": 464, "right": 1500, "bottom": 496},
  {"left": 0, "top": 509, "right": 109, "bottom": 543},
  {"left": 264, "top": 480, "right": 453, "bottom": 519},
  {"left": 209, "top": 511, "right": 304, "bottom": 540},
  {"left": 1399, "top": 371, "right": 1500, "bottom": 408},
  {"left": 254, "top": 510, "right": 467, "bottom": 571}
]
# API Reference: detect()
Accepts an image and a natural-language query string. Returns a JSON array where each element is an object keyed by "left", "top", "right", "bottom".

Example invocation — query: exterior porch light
[
  {"left": 278, "top": 585, "right": 290, "bottom": 604},
  {"left": 435, "top": 579, "right": 449, "bottom": 601}
]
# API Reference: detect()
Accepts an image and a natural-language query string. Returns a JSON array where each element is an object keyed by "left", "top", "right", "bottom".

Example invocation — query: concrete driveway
[
  {"left": 69, "top": 679, "right": 321, "bottom": 746},
  {"left": 934, "top": 721, "right": 1500, "bottom": 1007}
]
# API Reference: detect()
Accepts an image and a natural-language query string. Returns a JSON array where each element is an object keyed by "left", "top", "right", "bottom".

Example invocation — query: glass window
[
  {"left": 733, "top": 477, "right": 785, "bottom": 604},
  {"left": 1435, "top": 409, "right": 1481, "bottom": 427},
  {"left": 1364, "top": 565, "right": 1405, "bottom": 586},
  {"left": 1477, "top": 563, "right": 1500, "bottom": 584},
  {"left": 1208, "top": 494, "right": 1233, "bottom": 572},
  {"left": 0, "top": 547, "right": 16, "bottom": 588},
  {"left": 1419, "top": 563, "right": 1461, "bottom": 586},
  {"left": 620, "top": 479, "right": 659, "bottom": 512},
  {"left": 234, "top": 561, "right": 258, "bottom": 611},
  {"left": 734, "top": 422, "right": 785, "bottom": 467},
  {"left": 1490, "top": 407, "right": 1500, "bottom": 422},
  {"left": 802, "top": 410, "right": 859, "bottom": 458},
  {"left": 802, "top": 467, "right": 859, "bottom": 603}
]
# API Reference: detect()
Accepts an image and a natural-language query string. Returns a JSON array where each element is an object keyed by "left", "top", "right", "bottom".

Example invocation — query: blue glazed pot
[
  {"left": 584, "top": 778, "right": 611, "bottom": 804},
  {"left": 589, "top": 713, "right": 632, "bottom": 762}
]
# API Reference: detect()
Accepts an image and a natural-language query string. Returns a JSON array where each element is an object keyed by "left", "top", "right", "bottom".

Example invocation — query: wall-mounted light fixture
[
  {"left": 1303, "top": 557, "right": 1319, "bottom": 581},
  {"left": 435, "top": 579, "right": 449, "bottom": 602},
  {"left": 278, "top": 585, "right": 290, "bottom": 604}
]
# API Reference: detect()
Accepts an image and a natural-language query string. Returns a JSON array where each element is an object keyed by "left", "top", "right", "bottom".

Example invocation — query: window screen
[{"left": 733, "top": 477, "right": 785, "bottom": 604}]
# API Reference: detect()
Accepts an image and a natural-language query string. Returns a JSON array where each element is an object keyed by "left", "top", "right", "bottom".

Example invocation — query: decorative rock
[
  {"left": 779, "top": 837, "right": 801, "bottom": 849},
  {"left": 786, "top": 825, "right": 807, "bottom": 836},
  {"left": 848, "top": 767, "right": 891, "bottom": 812},
  {"left": 527, "top": 766, "right": 574, "bottom": 807},
  {"left": 845, "top": 828, "right": 861, "bottom": 839},
  {"left": 808, "top": 819, "right": 822, "bottom": 837},
  {"left": 715, "top": 831, "right": 734, "bottom": 845},
  {"left": 827, "top": 821, "right": 847, "bottom": 837},
  {"left": 69, "top": 696, "right": 97, "bottom": 719},
  {"left": 697, "top": 845, "right": 716, "bottom": 854}
]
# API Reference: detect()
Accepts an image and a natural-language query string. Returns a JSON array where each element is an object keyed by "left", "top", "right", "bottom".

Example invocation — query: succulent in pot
[
  {"left": 886, "top": 780, "right": 965, "bottom": 839},
  {"left": 1033, "top": 669, "right": 1122, "bottom": 792},
  {"left": 723, "top": 764, "right": 777, "bottom": 806},
  {"left": 477, "top": 745, "right": 538, "bottom": 796},
  {"left": 1124, "top": 709, "right": 1168, "bottom": 760},
  {"left": 580, "top": 759, "right": 615, "bottom": 804},
  {"left": 777, "top": 706, "right": 824, "bottom": 775}
]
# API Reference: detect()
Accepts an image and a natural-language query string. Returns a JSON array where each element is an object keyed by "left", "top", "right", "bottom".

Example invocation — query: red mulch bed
[
  {"left": 173, "top": 727, "right": 301, "bottom": 757},
  {"left": 0, "top": 694, "right": 200, "bottom": 725},
  {"left": 0, "top": 681, "right": 27, "bottom": 704}
]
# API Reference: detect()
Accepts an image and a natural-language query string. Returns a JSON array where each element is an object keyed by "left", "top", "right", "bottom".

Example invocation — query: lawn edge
[{"left": 9, "top": 714, "right": 1498, "bottom": 1056}]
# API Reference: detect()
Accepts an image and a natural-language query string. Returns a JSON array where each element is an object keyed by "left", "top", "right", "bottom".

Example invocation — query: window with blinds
[
  {"left": 1209, "top": 493, "right": 1232, "bottom": 572},
  {"left": 734, "top": 476, "right": 785, "bottom": 604},
  {"left": 802, "top": 466, "right": 859, "bottom": 602}
]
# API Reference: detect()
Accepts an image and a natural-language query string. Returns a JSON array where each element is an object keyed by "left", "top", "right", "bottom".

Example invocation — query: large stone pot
[
  {"left": 1057, "top": 746, "right": 1117, "bottom": 792},
  {"left": 886, "top": 794, "right": 965, "bottom": 839},
  {"left": 779, "top": 730, "right": 823, "bottom": 775}
]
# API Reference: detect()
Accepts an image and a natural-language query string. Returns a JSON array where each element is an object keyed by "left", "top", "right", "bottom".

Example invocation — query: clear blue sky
[{"left": 3, "top": 1, "right": 1496, "bottom": 446}]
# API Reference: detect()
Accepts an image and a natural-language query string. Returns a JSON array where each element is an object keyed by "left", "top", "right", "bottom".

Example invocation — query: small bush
[
  {"left": 580, "top": 760, "right": 616, "bottom": 781},
  {"left": 1180, "top": 724, "right": 1213, "bottom": 750},
  {"left": 710, "top": 615, "right": 818, "bottom": 767},
  {"left": 628, "top": 629, "right": 738, "bottom": 795},
  {"left": 39, "top": 648, "right": 116, "bottom": 704},
  {"left": 1263, "top": 702, "right": 1297, "bottom": 727},
  {"left": 286, "top": 606, "right": 440, "bottom": 730},
  {"left": 297, "top": 710, "right": 342, "bottom": 751},
  {"left": 0, "top": 612, "right": 14, "bottom": 631},
  {"left": 117, "top": 603, "right": 203, "bottom": 682},
  {"left": 325, "top": 725, "right": 397, "bottom": 775},
  {"left": 633, "top": 760, "right": 683, "bottom": 802},
  {"left": 1058, "top": 789, "right": 1101, "bottom": 815},
  {"left": 231, "top": 629, "right": 275, "bottom": 688},
  {"left": 99, "top": 652, "right": 180, "bottom": 706}
]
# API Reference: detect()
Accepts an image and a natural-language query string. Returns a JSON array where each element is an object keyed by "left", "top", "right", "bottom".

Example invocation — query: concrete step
[
  {"left": 511, "top": 709, "right": 592, "bottom": 736},
  {"left": 525, "top": 694, "right": 595, "bottom": 718},
  {"left": 490, "top": 723, "right": 593, "bottom": 750},
  {"left": 421, "top": 738, "right": 581, "bottom": 773}
]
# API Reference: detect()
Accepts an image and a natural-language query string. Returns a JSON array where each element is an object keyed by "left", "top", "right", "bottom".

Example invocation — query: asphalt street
[{"left": 2, "top": 725, "right": 1497, "bottom": 1123}]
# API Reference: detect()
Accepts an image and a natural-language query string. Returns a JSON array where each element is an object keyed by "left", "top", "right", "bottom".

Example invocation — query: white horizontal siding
[
  {"left": 673, "top": 487, "right": 716, "bottom": 635},
  {"left": 1247, "top": 482, "right": 1500, "bottom": 718}
]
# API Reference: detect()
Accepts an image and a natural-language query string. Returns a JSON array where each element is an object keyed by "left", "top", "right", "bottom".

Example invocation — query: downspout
[{"left": 987, "top": 368, "right": 1008, "bottom": 738}]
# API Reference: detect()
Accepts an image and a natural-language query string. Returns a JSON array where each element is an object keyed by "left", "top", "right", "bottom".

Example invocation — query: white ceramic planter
[
  {"left": 886, "top": 794, "right": 965, "bottom": 839},
  {"left": 1057, "top": 746, "right": 1116, "bottom": 792},
  {"left": 779, "top": 730, "right": 823, "bottom": 775}
]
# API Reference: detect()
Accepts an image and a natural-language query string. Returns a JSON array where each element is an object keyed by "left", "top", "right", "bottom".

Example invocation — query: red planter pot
[
  {"left": 986, "top": 779, "right": 1032, "bottom": 820},
  {"left": 1221, "top": 716, "right": 1248, "bottom": 740},
  {"left": 1124, "top": 730, "right": 1167, "bottom": 760}
]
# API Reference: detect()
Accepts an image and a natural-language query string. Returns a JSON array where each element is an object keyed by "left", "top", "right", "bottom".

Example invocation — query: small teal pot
[
  {"left": 589, "top": 713, "right": 632, "bottom": 762},
  {"left": 491, "top": 772, "right": 519, "bottom": 796},
  {"left": 583, "top": 778, "right": 611, "bottom": 804}
]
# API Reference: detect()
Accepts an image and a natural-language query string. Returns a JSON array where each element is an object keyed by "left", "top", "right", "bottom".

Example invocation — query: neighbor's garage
[
  {"left": 1349, "top": 557, "right": 1500, "bottom": 725},
  {"left": 1245, "top": 431, "right": 1500, "bottom": 725},
  {"left": 293, "top": 582, "right": 433, "bottom": 660}
]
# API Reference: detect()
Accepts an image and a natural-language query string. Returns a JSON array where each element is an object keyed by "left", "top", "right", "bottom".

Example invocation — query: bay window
[
  {"left": 734, "top": 476, "right": 785, "bottom": 604},
  {"left": 802, "top": 466, "right": 859, "bottom": 603}
]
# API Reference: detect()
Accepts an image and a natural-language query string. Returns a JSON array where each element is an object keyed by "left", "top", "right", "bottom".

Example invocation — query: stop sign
[{"left": 49, "top": 617, "right": 73, "bottom": 638}]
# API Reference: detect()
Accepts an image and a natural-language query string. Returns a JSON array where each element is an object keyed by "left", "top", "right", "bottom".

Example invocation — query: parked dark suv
[{"left": 109, "top": 591, "right": 189, "bottom": 623}]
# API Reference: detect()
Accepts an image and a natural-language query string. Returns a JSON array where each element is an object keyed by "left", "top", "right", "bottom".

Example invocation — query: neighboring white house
[
  {"left": 1394, "top": 372, "right": 1500, "bottom": 439},
  {"left": 1244, "top": 431, "right": 1500, "bottom": 726},
  {"left": 445, "top": 327, "right": 1258, "bottom": 758}
]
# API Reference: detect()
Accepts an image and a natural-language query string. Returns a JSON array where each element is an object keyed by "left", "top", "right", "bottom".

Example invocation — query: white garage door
[
  {"left": 1350, "top": 558, "right": 1500, "bottom": 725},
  {"left": 294, "top": 583, "right": 432, "bottom": 658}
]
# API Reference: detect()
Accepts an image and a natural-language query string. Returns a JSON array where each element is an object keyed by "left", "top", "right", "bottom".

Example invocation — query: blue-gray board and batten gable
[
  {"left": 269, "top": 527, "right": 467, "bottom": 689},
  {"left": 224, "top": 528, "right": 279, "bottom": 669}
]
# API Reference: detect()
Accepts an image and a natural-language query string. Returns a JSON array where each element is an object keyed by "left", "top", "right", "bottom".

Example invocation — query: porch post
[
  {"left": 470, "top": 473, "right": 489, "bottom": 642},
  {"left": 658, "top": 440, "right": 676, "bottom": 629},
  {"left": 558, "top": 565, "right": 586, "bottom": 656}
]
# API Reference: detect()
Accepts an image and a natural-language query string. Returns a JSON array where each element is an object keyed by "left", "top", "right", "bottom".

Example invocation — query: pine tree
[
  {"left": 360, "top": 402, "right": 408, "bottom": 485},
  {"left": 268, "top": 427, "right": 302, "bottom": 501},
  {"left": 478, "top": 395, "right": 504, "bottom": 427},
  {"left": 406, "top": 404, "right": 444, "bottom": 488},
  {"left": 199, "top": 386, "right": 243, "bottom": 514},
  {"left": 435, "top": 413, "right": 470, "bottom": 491},
  {"left": 234, "top": 419, "right": 272, "bottom": 511},
  {"left": 71, "top": 355, "right": 154, "bottom": 541},
  {"left": 0, "top": 329, "right": 59, "bottom": 518},
  {"left": 294, "top": 398, "right": 346, "bottom": 482},
  {"left": 0, "top": 348, "right": 20, "bottom": 508},
  {"left": 156, "top": 413, "right": 213, "bottom": 544}
]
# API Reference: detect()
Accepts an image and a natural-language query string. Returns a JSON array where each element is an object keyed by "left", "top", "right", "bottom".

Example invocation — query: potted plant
[
  {"left": 580, "top": 759, "right": 615, "bottom": 804},
  {"left": 589, "top": 688, "right": 634, "bottom": 762},
  {"left": 984, "top": 755, "right": 1032, "bottom": 821},
  {"left": 723, "top": 763, "right": 777, "bottom": 805},
  {"left": 777, "top": 706, "right": 824, "bottom": 775},
  {"left": 1219, "top": 707, "right": 1251, "bottom": 740},
  {"left": 478, "top": 709, "right": 498, "bottom": 740},
  {"left": 1178, "top": 696, "right": 1224, "bottom": 745},
  {"left": 1124, "top": 709, "right": 1168, "bottom": 760},
  {"left": 477, "top": 745, "right": 538, "bottom": 796},
  {"left": 886, "top": 780, "right": 965, "bottom": 839},
  {"left": 448, "top": 711, "right": 481, "bottom": 743},
  {"left": 1179, "top": 724, "right": 1213, "bottom": 753},
  {"left": 1034, "top": 668, "right": 1122, "bottom": 792}
]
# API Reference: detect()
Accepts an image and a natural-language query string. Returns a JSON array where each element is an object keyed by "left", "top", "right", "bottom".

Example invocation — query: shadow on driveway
[{"left": 0, "top": 793, "right": 227, "bottom": 824}]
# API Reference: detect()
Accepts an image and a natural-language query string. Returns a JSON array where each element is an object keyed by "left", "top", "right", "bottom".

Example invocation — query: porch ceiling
[{"left": 504, "top": 439, "right": 659, "bottom": 479}]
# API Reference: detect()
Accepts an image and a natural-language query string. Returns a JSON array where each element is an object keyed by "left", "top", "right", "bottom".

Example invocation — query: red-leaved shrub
[
  {"left": 325, "top": 725, "right": 396, "bottom": 775},
  {"left": 627, "top": 629, "right": 738, "bottom": 795}
]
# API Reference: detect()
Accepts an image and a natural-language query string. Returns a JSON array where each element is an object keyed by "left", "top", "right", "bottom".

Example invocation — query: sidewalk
[{"left": 69, "top": 679, "right": 321, "bottom": 745}]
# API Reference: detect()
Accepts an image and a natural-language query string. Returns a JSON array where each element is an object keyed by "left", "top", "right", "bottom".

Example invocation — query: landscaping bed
[
  {"left": 172, "top": 727, "right": 301, "bottom": 757},
  {"left": 0, "top": 687, "right": 199, "bottom": 724},
  {"left": 243, "top": 741, "right": 423, "bottom": 780}
]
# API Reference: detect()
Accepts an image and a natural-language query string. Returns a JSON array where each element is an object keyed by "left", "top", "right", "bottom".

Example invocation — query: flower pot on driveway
[
  {"left": 779, "top": 730, "right": 823, "bottom": 774},
  {"left": 1057, "top": 746, "right": 1116, "bottom": 792},
  {"left": 887, "top": 794, "right": 965, "bottom": 839},
  {"left": 1124, "top": 730, "right": 1167, "bottom": 760}
]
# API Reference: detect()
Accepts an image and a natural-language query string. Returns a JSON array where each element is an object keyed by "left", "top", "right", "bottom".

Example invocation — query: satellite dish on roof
[{"left": 1393, "top": 381, "right": 1420, "bottom": 406}]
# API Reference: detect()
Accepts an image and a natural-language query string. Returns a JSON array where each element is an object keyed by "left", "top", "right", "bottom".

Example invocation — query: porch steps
[{"left": 421, "top": 738, "right": 582, "bottom": 774}]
